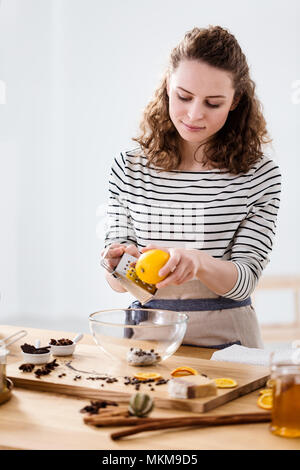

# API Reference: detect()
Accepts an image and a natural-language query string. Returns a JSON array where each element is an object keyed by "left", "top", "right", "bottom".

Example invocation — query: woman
[{"left": 101, "top": 26, "right": 281, "bottom": 349}]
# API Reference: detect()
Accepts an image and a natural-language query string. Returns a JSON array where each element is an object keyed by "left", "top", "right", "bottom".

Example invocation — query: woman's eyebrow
[{"left": 176, "top": 86, "right": 226, "bottom": 98}]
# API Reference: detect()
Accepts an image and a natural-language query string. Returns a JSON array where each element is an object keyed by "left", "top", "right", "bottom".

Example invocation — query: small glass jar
[{"left": 270, "top": 359, "right": 300, "bottom": 438}]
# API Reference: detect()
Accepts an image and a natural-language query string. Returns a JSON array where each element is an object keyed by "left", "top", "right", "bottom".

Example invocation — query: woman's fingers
[
  {"left": 156, "top": 272, "right": 178, "bottom": 288},
  {"left": 157, "top": 262, "right": 194, "bottom": 288},
  {"left": 176, "top": 270, "right": 194, "bottom": 285},
  {"left": 125, "top": 244, "right": 140, "bottom": 257},
  {"left": 106, "top": 258, "right": 119, "bottom": 270},
  {"left": 158, "top": 259, "right": 179, "bottom": 277},
  {"left": 156, "top": 264, "right": 182, "bottom": 288},
  {"left": 101, "top": 244, "right": 127, "bottom": 270},
  {"left": 158, "top": 250, "right": 180, "bottom": 277},
  {"left": 101, "top": 243, "right": 142, "bottom": 273},
  {"left": 112, "top": 246, "right": 126, "bottom": 255},
  {"left": 101, "top": 244, "right": 121, "bottom": 257}
]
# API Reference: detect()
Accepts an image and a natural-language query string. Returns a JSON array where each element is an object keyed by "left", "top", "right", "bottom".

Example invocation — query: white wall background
[{"left": 0, "top": 0, "right": 299, "bottom": 334}]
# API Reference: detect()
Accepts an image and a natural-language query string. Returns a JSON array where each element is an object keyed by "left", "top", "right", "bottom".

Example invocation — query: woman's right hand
[{"left": 101, "top": 243, "right": 140, "bottom": 271}]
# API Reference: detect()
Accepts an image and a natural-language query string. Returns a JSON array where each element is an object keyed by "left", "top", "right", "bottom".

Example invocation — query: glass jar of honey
[{"left": 270, "top": 356, "right": 300, "bottom": 438}]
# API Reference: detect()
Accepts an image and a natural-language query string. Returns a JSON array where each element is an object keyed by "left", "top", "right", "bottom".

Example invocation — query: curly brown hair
[{"left": 132, "top": 25, "right": 272, "bottom": 174}]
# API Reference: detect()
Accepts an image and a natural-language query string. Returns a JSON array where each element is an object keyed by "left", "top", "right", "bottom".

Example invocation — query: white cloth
[{"left": 211, "top": 344, "right": 300, "bottom": 366}]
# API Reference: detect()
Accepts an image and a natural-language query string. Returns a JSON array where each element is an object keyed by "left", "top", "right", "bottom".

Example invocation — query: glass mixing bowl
[{"left": 89, "top": 308, "right": 188, "bottom": 367}]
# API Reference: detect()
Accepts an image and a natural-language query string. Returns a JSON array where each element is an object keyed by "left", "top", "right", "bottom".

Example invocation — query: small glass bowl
[{"left": 89, "top": 308, "right": 188, "bottom": 366}]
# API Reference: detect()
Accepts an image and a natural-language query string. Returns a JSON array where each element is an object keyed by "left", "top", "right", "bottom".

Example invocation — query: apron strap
[{"left": 128, "top": 296, "right": 251, "bottom": 312}]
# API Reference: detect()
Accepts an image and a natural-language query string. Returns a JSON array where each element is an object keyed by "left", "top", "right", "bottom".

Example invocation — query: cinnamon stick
[
  {"left": 110, "top": 412, "right": 271, "bottom": 440},
  {"left": 83, "top": 407, "right": 129, "bottom": 424},
  {"left": 84, "top": 416, "right": 162, "bottom": 426}
]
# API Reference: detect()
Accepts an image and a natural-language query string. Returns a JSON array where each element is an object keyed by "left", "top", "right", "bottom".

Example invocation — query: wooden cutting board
[{"left": 7, "top": 343, "right": 270, "bottom": 413}]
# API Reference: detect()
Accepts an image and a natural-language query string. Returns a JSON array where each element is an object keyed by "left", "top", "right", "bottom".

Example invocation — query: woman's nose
[{"left": 186, "top": 102, "right": 205, "bottom": 121}]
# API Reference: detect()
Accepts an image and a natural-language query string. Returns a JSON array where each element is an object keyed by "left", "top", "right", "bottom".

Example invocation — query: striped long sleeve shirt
[{"left": 104, "top": 147, "right": 281, "bottom": 301}]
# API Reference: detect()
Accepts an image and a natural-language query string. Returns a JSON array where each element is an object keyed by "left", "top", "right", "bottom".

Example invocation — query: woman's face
[{"left": 167, "top": 60, "right": 237, "bottom": 151}]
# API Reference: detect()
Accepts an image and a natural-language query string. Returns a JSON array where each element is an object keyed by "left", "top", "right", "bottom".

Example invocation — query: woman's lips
[{"left": 182, "top": 122, "right": 206, "bottom": 131}]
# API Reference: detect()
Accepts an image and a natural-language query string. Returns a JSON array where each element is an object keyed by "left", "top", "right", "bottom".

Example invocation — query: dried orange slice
[
  {"left": 133, "top": 372, "right": 162, "bottom": 381},
  {"left": 259, "top": 388, "right": 273, "bottom": 395},
  {"left": 214, "top": 377, "right": 238, "bottom": 388},
  {"left": 257, "top": 392, "right": 273, "bottom": 410},
  {"left": 170, "top": 366, "right": 199, "bottom": 377}
]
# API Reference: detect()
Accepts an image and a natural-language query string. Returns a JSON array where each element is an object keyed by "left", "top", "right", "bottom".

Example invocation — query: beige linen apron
[{"left": 129, "top": 279, "right": 264, "bottom": 349}]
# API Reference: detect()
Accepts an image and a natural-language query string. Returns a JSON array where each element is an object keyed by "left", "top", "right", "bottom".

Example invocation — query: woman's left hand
[{"left": 140, "top": 244, "right": 205, "bottom": 289}]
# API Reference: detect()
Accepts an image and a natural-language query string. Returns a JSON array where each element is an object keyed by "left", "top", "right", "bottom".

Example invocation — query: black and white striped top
[{"left": 104, "top": 147, "right": 281, "bottom": 301}]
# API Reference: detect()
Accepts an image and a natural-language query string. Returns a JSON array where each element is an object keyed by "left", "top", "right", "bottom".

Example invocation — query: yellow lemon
[
  {"left": 125, "top": 262, "right": 157, "bottom": 294},
  {"left": 135, "top": 249, "right": 170, "bottom": 285}
]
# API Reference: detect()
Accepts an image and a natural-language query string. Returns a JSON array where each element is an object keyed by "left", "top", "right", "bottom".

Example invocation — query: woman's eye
[
  {"left": 177, "top": 94, "right": 191, "bottom": 101},
  {"left": 206, "top": 102, "right": 220, "bottom": 108},
  {"left": 177, "top": 94, "right": 220, "bottom": 108}
]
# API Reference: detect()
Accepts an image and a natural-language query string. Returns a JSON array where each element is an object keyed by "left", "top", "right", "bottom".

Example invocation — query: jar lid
[{"left": 270, "top": 349, "right": 300, "bottom": 368}]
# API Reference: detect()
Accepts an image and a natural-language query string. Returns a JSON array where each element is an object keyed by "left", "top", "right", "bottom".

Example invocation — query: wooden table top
[{"left": 0, "top": 324, "right": 299, "bottom": 450}]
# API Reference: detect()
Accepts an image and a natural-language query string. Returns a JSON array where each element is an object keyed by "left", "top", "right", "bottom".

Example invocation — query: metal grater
[{"left": 101, "top": 252, "right": 157, "bottom": 305}]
